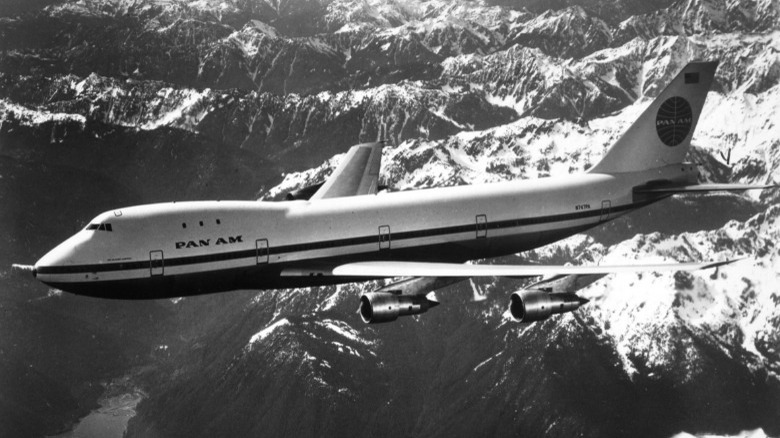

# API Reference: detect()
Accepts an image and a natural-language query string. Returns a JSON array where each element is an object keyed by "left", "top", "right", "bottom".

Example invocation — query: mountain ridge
[{"left": 1, "top": 1, "right": 778, "bottom": 437}]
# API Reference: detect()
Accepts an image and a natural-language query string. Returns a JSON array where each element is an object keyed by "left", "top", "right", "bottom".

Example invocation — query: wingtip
[{"left": 705, "top": 257, "right": 745, "bottom": 269}]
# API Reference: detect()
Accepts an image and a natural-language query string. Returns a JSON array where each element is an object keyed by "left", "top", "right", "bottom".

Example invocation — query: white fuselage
[{"left": 34, "top": 165, "right": 695, "bottom": 298}]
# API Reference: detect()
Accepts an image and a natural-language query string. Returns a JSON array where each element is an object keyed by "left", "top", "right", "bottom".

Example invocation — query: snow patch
[
  {"left": 249, "top": 318, "right": 290, "bottom": 344},
  {"left": 318, "top": 319, "right": 372, "bottom": 346}
]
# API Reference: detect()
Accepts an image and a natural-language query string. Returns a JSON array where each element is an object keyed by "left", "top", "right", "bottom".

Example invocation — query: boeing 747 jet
[{"left": 32, "top": 62, "right": 773, "bottom": 323}]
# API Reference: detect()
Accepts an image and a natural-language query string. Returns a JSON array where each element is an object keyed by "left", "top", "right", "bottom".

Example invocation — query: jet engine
[
  {"left": 359, "top": 292, "right": 440, "bottom": 324},
  {"left": 509, "top": 290, "right": 589, "bottom": 322}
]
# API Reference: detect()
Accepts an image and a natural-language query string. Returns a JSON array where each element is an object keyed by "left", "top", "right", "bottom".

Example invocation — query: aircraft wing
[
  {"left": 331, "top": 259, "right": 737, "bottom": 278},
  {"left": 634, "top": 183, "right": 776, "bottom": 194},
  {"left": 309, "top": 142, "right": 384, "bottom": 200}
]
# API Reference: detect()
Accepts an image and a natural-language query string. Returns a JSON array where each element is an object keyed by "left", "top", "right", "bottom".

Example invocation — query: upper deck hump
[
  {"left": 113, "top": 200, "right": 287, "bottom": 218},
  {"left": 294, "top": 172, "right": 617, "bottom": 215}
]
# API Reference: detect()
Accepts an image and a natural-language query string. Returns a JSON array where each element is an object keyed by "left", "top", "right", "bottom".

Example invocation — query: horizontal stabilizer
[
  {"left": 634, "top": 183, "right": 776, "bottom": 194},
  {"left": 331, "top": 259, "right": 738, "bottom": 278}
]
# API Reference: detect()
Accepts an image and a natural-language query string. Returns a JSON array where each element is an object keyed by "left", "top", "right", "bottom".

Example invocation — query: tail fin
[{"left": 589, "top": 61, "right": 718, "bottom": 174}]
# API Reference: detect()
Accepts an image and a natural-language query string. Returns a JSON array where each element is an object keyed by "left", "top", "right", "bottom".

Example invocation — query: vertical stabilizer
[{"left": 589, "top": 61, "right": 718, "bottom": 174}]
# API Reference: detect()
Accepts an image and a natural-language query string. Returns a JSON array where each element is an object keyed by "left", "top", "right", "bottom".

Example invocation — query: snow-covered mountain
[{"left": 1, "top": 0, "right": 778, "bottom": 437}]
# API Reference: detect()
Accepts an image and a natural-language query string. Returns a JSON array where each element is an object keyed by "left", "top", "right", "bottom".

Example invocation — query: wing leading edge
[
  {"left": 331, "top": 259, "right": 738, "bottom": 278},
  {"left": 309, "top": 142, "right": 384, "bottom": 200}
]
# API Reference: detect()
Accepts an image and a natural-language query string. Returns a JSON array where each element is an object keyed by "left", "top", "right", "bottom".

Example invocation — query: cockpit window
[{"left": 86, "top": 223, "right": 113, "bottom": 232}]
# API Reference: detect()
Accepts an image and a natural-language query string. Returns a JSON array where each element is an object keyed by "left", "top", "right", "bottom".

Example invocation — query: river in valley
[{"left": 51, "top": 382, "right": 145, "bottom": 438}]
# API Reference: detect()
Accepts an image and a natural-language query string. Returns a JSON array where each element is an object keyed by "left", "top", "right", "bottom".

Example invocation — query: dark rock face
[{"left": 2, "top": 1, "right": 779, "bottom": 438}]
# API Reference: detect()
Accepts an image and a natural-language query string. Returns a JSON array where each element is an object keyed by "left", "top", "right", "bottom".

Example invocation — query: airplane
[{"left": 32, "top": 61, "right": 773, "bottom": 324}]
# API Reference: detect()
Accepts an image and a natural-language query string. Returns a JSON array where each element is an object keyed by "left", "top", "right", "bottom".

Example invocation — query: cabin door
[
  {"left": 150, "top": 250, "right": 164, "bottom": 276},
  {"left": 256, "top": 239, "right": 269, "bottom": 264},
  {"left": 599, "top": 200, "right": 611, "bottom": 222},
  {"left": 378, "top": 225, "right": 391, "bottom": 250},
  {"left": 476, "top": 214, "right": 488, "bottom": 238}
]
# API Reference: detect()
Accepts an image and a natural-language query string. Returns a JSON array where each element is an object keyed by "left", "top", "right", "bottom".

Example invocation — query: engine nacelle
[
  {"left": 509, "top": 290, "right": 589, "bottom": 322},
  {"left": 359, "top": 292, "right": 440, "bottom": 324}
]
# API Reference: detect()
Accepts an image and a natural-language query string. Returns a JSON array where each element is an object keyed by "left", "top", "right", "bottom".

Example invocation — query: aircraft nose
[
  {"left": 35, "top": 246, "right": 71, "bottom": 271},
  {"left": 34, "top": 257, "right": 54, "bottom": 280},
  {"left": 33, "top": 228, "right": 102, "bottom": 295},
  {"left": 34, "top": 232, "right": 89, "bottom": 275}
]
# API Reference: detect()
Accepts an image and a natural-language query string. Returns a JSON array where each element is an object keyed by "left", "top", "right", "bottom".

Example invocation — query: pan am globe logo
[{"left": 655, "top": 96, "right": 693, "bottom": 146}]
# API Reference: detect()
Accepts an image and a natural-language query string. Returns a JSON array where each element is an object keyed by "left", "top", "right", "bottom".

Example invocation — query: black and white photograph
[{"left": 1, "top": 0, "right": 778, "bottom": 437}]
